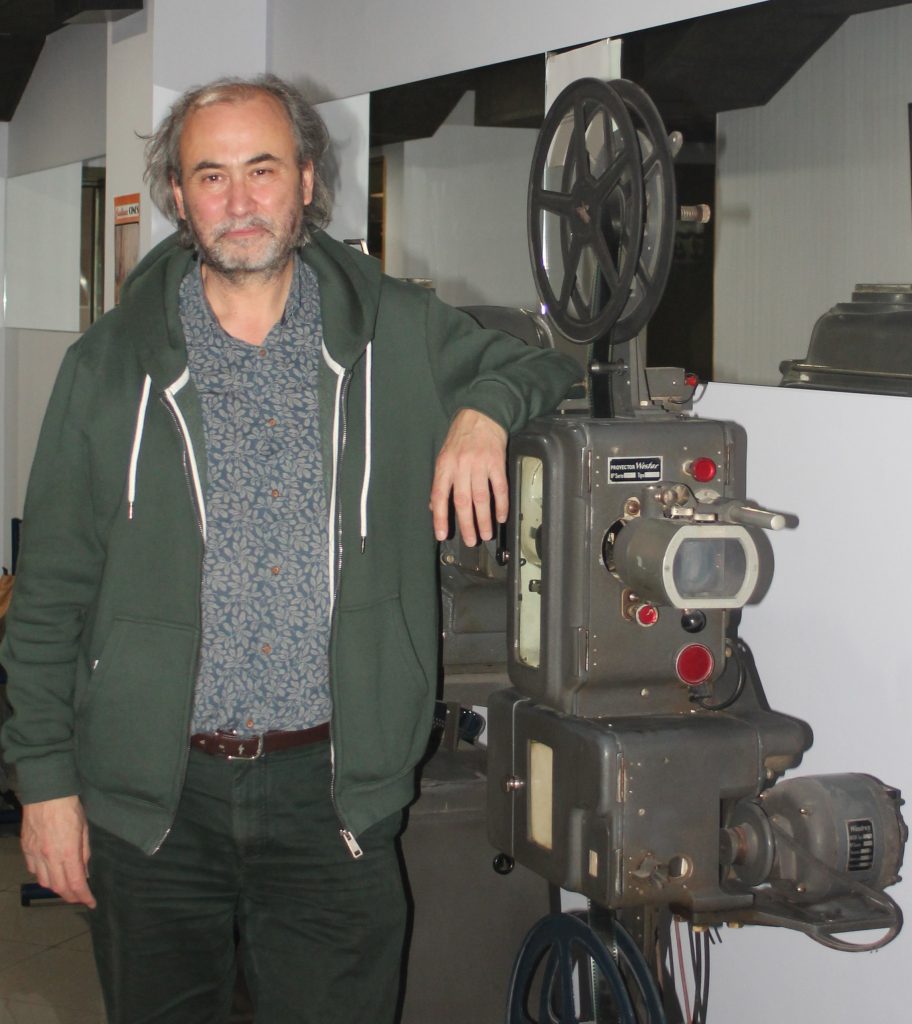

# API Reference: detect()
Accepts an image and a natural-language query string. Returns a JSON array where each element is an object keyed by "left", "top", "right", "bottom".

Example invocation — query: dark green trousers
[{"left": 88, "top": 741, "right": 407, "bottom": 1024}]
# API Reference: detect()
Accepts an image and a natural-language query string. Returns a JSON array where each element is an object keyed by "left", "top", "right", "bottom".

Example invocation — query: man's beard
[{"left": 187, "top": 203, "right": 306, "bottom": 282}]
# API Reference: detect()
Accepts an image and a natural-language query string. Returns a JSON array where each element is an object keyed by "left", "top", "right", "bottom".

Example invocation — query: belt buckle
[{"left": 226, "top": 733, "right": 265, "bottom": 760}]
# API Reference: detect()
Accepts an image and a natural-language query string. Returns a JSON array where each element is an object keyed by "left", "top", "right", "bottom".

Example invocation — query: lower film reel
[{"left": 527, "top": 77, "right": 677, "bottom": 346}]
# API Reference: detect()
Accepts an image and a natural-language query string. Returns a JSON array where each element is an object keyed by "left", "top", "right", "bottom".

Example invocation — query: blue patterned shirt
[{"left": 180, "top": 256, "right": 332, "bottom": 735}]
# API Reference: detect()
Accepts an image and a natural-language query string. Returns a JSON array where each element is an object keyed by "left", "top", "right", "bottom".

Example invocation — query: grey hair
[{"left": 143, "top": 74, "right": 332, "bottom": 247}]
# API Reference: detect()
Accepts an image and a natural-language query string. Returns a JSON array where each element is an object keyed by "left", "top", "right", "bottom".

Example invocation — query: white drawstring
[
  {"left": 163, "top": 369, "right": 208, "bottom": 543},
  {"left": 359, "top": 342, "right": 372, "bottom": 553},
  {"left": 327, "top": 367, "right": 344, "bottom": 607},
  {"left": 127, "top": 375, "right": 152, "bottom": 520}
]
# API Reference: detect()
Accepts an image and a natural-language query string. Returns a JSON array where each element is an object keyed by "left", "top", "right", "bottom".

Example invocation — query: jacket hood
[
  {"left": 118, "top": 230, "right": 383, "bottom": 387},
  {"left": 119, "top": 233, "right": 196, "bottom": 390},
  {"left": 302, "top": 232, "right": 383, "bottom": 369}
]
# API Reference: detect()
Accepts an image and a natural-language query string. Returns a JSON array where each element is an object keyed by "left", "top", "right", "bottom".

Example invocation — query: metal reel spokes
[
  {"left": 528, "top": 78, "right": 644, "bottom": 344},
  {"left": 507, "top": 913, "right": 637, "bottom": 1024},
  {"left": 609, "top": 80, "right": 678, "bottom": 344}
]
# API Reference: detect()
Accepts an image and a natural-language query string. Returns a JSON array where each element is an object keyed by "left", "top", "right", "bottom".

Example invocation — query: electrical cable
[
  {"left": 695, "top": 638, "right": 747, "bottom": 711},
  {"left": 690, "top": 926, "right": 711, "bottom": 1024},
  {"left": 673, "top": 917, "right": 691, "bottom": 1023},
  {"left": 765, "top": 821, "right": 904, "bottom": 952},
  {"left": 700, "top": 930, "right": 711, "bottom": 1024},
  {"left": 659, "top": 914, "right": 679, "bottom": 1022},
  {"left": 665, "top": 378, "right": 702, "bottom": 408},
  {"left": 687, "top": 924, "right": 701, "bottom": 1023}
]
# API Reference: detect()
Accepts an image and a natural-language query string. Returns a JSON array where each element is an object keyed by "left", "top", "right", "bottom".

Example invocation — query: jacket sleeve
[
  {"left": 422, "top": 289, "right": 582, "bottom": 432},
  {"left": 1, "top": 343, "right": 106, "bottom": 804}
]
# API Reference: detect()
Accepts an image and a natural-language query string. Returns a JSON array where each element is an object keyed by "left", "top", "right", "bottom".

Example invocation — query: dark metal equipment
[
  {"left": 780, "top": 284, "right": 912, "bottom": 395},
  {"left": 472, "top": 77, "right": 906, "bottom": 1022}
]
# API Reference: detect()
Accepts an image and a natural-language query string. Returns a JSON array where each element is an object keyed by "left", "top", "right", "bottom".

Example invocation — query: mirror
[
  {"left": 4, "top": 158, "right": 105, "bottom": 333},
  {"left": 367, "top": 1, "right": 912, "bottom": 386}
]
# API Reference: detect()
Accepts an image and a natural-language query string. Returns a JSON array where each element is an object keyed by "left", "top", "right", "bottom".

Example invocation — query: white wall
[
  {"left": 4, "top": 163, "right": 82, "bottom": 332},
  {"left": 2, "top": 23, "right": 108, "bottom": 564},
  {"left": 106, "top": 0, "right": 272, "bottom": 301},
  {"left": 715, "top": 4, "right": 912, "bottom": 384},
  {"left": 151, "top": 0, "right": 268, "bottom": 93},
  {"left": 268, "top": 0, "right": 764, "bottom": 101},
  {"left": 317, "top": 94, "right": 371, "bottom": 244},
  {"left": 104, "top": 9, "right": 154, "bottom": 308},
  {"left": 6, "top": 23, "right": 107, "bottom": 178},
  {"left": 697, "top": 381, "right": 910, "bottom": 1021},
  {"left": 5, "top": 328, "right": 76, "bottom": 519},
  {"left": 382, "top": 94, "right": 539, "bottom": 307}
]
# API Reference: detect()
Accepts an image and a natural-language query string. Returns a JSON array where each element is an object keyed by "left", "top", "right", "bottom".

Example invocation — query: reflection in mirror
[
  {"left": 4, "top": 156, "right": 105, "bottom": 334},
  {"left": 5, "top": 162, "right": 82, "bottom": 332},
  {"left": 80, "top": 162, "right": 105, "bottom": 330},
  {"left": 368, "top": 0, "right": 912, "bottom": 388},
  {"left": 369, "top": 51, "right": 713, "bottom": 380}
]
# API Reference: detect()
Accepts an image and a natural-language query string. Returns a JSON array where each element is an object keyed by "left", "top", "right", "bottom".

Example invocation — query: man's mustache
[{"left": 212, "top": 216, "right": 276, "bottom": 240}]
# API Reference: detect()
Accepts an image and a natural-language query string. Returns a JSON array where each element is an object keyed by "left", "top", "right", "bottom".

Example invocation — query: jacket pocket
[
  {"left": 333, "top": 594, "right": 431, "bottom": 785},
  {"left": 76, "top": 617, "right": 198, "bottom": 808}
]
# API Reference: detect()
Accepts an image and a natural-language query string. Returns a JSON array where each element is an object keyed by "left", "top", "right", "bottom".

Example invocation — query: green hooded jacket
[{"left": 0, "top": 231, "right": 579, "bottom": 854}]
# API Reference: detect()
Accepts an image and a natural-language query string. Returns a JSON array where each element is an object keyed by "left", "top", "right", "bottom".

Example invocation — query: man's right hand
[{"left": 21, "top": 795, "right": 96, "bottom": 907}]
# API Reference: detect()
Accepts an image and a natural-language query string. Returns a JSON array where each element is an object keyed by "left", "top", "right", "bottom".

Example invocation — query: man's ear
[
  {"left": 171, "top": 176, "right": 186, "bottom": 220},
  {"left": 301, "top": 160, "right": 314, "bottom": 206}
]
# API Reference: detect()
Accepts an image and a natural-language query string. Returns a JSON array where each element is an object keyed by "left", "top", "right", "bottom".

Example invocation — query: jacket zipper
[
  {"left": 160, "top": 395, "right": 206, "bottom": 540},
  {"left": 152, "top": 392, "right": 202, "bottom": 855},
  {"left": 328, "top": 370, "right": 364, "bottom": 859}
]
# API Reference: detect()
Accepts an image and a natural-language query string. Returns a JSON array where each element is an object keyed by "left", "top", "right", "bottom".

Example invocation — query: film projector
[{"left": 444, "top": 78, "right": 907, "bottom": 1022}]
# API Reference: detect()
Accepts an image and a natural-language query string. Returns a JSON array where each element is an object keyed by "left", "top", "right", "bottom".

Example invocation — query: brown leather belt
[{"left": 189, "top": 722, "right": 330, "bottom": 760}]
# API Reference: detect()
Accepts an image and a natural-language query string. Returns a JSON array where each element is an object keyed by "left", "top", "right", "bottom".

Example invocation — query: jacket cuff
[
  {"left": 458, "top": 380, "right": 521, "bottom": 434},
  {"left": 13, "top": 753, "right": 80, "bottom": 805}
]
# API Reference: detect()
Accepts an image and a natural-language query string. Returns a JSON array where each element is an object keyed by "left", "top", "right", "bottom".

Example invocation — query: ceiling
[
  {"left": 0, "top": 1, "right": 140, "bottom": 121},
  {"left": 0, "top": 0, "right": 908, "bottom": 139},
  {"left": 370, "top": 0, "right": 911, "bottom": 146}
]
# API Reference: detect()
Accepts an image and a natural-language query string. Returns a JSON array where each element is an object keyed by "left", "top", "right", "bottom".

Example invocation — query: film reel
[
  {"left": 528, "top": 78, "right": 677, "bottom": 346},
  {"left": 527, "top": 78, "right": 644, "bottom": 343},
  {"left": 609, "top": 79, "right": 677, "bottom": 344}
]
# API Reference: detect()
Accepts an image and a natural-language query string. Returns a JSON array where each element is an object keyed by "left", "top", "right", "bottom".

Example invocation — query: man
[{"left": 1, "top": 75, "right": 577, "bottom": 1022}]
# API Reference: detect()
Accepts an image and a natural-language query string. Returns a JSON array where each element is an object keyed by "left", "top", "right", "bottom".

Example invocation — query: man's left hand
[{"left": 430, "top": 409, "right": 508, "bottom": 546}]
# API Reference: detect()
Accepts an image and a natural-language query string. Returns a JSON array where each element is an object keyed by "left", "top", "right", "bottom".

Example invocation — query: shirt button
[
  {"left": 266, "top": 417, "right": 277, "bottom": 427},
  {"left": 271, "top": 489, "right": 280, "bottom": 498},
  {"left": 246, "top": 718, "right": 255, "bottom": 729},
  {"left": 258, "top": 348, "right": 267, "bottom": 358},
  {"left": 261, "top": 643, "right": 272, "bottom": 655},
  {"left": 270, "top": 565, "right": 281, "bottom": 575}
]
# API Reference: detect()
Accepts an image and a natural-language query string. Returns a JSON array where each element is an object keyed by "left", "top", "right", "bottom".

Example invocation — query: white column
[{"left": 104, "top": 0, "right": 270, "bottom": 306}]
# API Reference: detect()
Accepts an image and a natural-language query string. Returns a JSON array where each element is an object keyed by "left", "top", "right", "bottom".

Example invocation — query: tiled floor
[
  {"left": 0, "top": 828, "right": 105, "bottom": 1024},
  {"left": 0, "top": 824, "right": 258, "bottom": 1024}
]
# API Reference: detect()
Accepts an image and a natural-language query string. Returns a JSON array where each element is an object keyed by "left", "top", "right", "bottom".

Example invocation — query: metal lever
[{"left": 720, "top": 502, "right": 792, "bottom": 531}]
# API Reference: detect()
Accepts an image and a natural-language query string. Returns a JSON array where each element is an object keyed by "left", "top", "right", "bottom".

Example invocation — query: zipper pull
[{"left": 340, "top": 829, "right": 364, "bottom": 859}]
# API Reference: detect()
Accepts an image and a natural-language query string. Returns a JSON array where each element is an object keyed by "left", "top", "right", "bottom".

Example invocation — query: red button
[
  {"left": 676, "top": 644, "right": 714, "bottom": 685},
  {"left": 635, "top": 604, "right": 659, "bottom": 627},
  {"left": 690, "top": 457, "right": 717, "bottom": 483}
]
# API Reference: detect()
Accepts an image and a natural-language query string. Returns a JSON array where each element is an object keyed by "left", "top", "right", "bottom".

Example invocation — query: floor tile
[
  {"left": 0, "top": 836, "right": 25, "bottom": 891},
  {"left": 0, "top": 945, "right": 39, "bottom": 973},
  {"left": 0, "top": 997, "right": 105, "bottom": 1023},
  {"left": 54, "top": 932, "right": 93, "bottom": 954},
  {"left": 0, "top": 947, "right": 104, "bottom": 1014},
  {"left": 0, "top": 893, "right": 89, "bottom": 948}
]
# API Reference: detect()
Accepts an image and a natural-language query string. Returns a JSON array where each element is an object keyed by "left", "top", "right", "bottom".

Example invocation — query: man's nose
[{"left": 225, "top": 177, "right": 256, "bottom": 217}]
